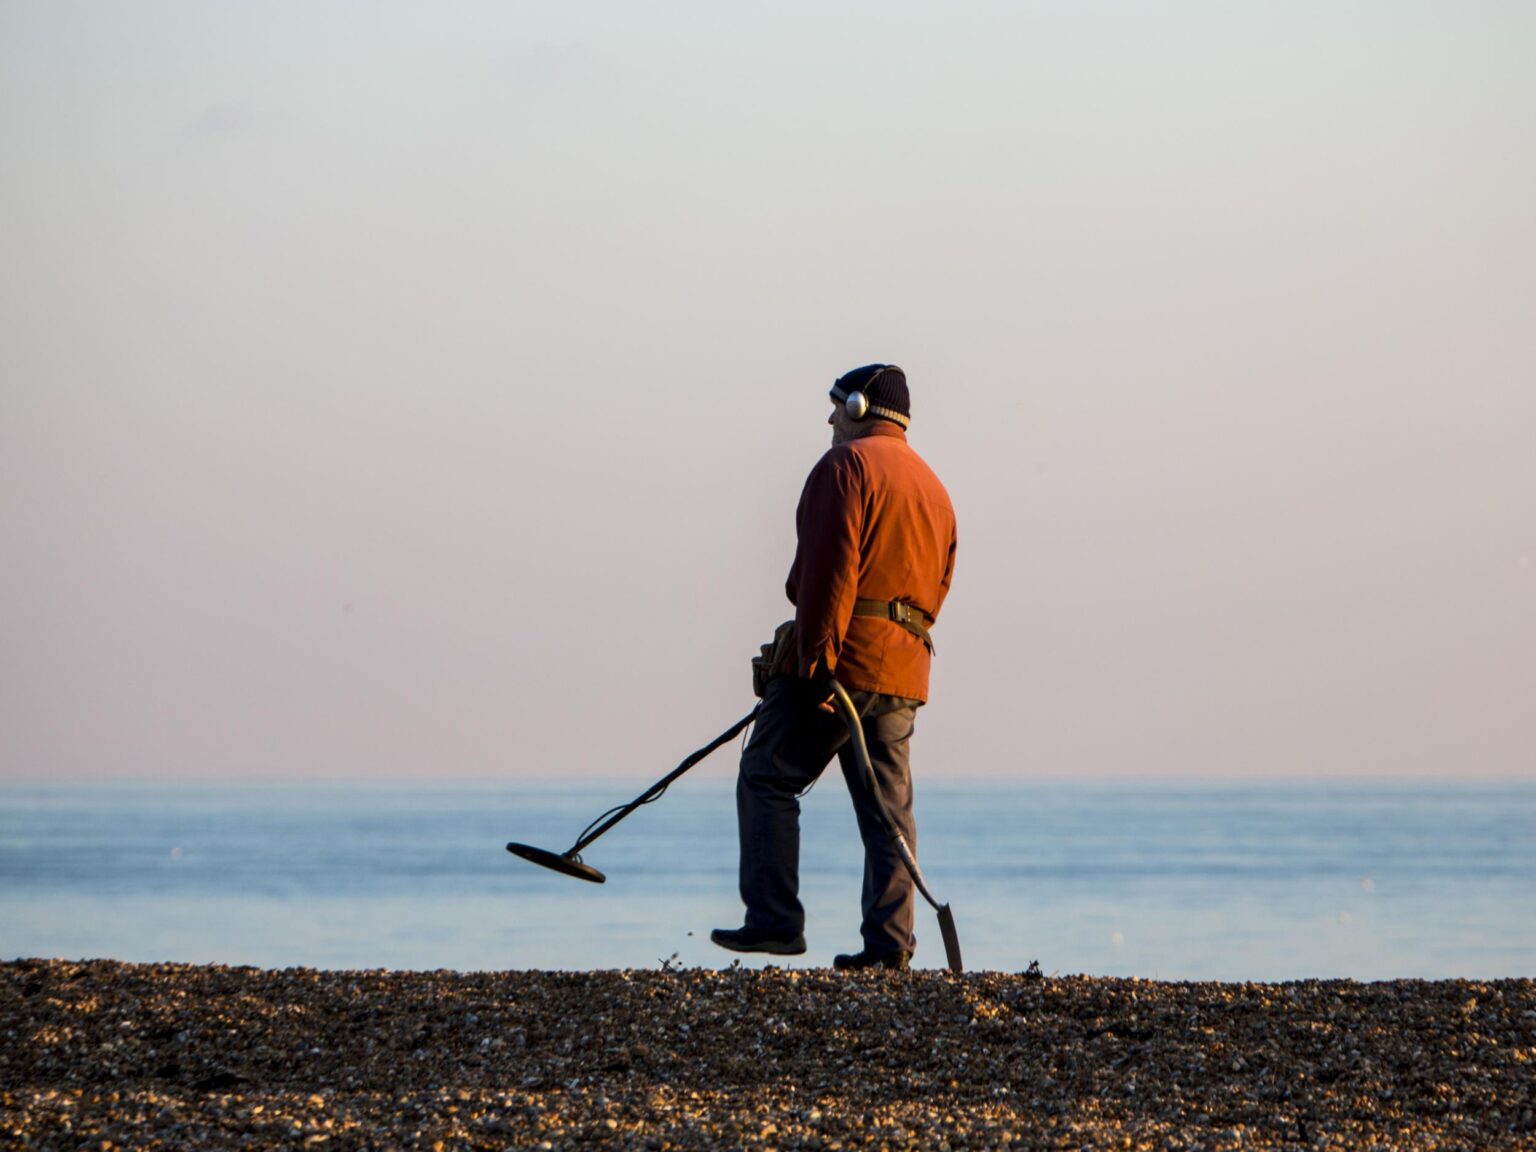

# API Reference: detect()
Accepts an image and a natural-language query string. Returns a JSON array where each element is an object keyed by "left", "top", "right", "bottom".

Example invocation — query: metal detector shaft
[
  {"left": 829, "top": 678, "right": 963, "bottom": 973},
  {"left": 508, "top": 705, "right": 760, "bottom": 884},
  {"left": 565, "top": 705, "right": 760, "bottom": 858}
]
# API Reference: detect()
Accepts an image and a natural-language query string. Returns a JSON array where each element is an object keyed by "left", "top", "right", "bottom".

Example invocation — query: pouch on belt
[{"left": 751, "top": 620, "right": 797, "bottom": 698}]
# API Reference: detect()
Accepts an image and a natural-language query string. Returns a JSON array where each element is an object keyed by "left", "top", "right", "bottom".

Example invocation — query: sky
[{"left": 2, "top": 1, "right": 1532, "bottom": 782}]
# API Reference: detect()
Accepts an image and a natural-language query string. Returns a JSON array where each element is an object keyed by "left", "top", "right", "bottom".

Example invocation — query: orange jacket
[{"left": 787, "top": 422, "right": 957, "bottom": 702}]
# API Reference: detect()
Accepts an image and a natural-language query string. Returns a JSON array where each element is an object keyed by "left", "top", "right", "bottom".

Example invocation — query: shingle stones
[{"left": 2, "top": 960, "right": 1533, "bottom": 1150}]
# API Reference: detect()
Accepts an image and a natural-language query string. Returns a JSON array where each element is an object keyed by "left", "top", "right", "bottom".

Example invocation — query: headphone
[{"left": 830, "top": 366, "right": 910, "bottom": 429}]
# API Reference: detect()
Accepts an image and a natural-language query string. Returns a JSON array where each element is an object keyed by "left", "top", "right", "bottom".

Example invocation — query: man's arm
[
  {"left": 787, "top": 451, "right": 864, "bottom": 679},
  {"left": 934, "top": 518, "right": 957, "bottom": 620}
]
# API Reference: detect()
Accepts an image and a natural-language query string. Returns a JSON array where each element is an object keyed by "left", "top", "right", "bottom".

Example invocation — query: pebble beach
[{"left": 3, "top": 959, "right": 1533, "bottom": 1150}]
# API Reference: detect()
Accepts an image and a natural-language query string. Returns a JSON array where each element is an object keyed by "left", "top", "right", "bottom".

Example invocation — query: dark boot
[
  {"left": 710, "top": 926, "right": 807, "bottom": 956},
  {"left": 833, "top": 948, "right": 912, "bottom": 971}
]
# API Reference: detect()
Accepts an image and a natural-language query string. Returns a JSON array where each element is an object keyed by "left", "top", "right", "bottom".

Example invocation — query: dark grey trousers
[{"left": 736, "top": 676, "right": 921, "bottom": 956}]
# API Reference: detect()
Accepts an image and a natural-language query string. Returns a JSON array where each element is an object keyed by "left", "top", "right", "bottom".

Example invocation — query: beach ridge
[{"left": 3, "top": 959, "right": 1532, "bottom": 1149}]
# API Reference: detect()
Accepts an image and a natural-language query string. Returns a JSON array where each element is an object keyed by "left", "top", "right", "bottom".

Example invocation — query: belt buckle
[{"left": 888, "top": 601, "right": 911, "bottom": 624}]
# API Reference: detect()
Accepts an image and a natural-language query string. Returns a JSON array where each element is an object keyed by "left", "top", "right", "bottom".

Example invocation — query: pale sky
[{"left": 2, "top": 1, "right": 1532, "bottom": 782}]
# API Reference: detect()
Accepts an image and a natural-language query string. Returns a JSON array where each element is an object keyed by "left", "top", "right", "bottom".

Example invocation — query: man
[{"left": 711, "top": 364, "right": 957, "bottom": 971}]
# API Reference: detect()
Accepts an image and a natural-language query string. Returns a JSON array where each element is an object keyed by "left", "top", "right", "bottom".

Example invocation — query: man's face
[{"left": 828, "top": 401, "right": 858, "bottom": 445}]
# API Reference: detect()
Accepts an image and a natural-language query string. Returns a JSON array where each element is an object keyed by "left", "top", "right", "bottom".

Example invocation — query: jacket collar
[{"left": 863, "top": 421, "right": 908, "bottom": 442}]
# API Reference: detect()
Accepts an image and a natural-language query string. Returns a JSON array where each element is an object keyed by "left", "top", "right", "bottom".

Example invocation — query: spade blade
[{"left": 936, "top": 903, "right": 963, "bottom": 973}]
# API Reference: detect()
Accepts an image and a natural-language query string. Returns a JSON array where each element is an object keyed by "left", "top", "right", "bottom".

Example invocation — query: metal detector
[
  {"left": 828, "top": 678, "right": 964, "bottom": 974},
  {"left": 505, "top": 682, "right": 964, "bottom": 973},
  {"left": 506, "top": 706, "right": 760, "bottom": 884}
]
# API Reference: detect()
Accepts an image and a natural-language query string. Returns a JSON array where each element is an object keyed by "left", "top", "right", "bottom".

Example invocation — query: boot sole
[{"left": 710, "top": 931, "right": 807, "bottom": 956}]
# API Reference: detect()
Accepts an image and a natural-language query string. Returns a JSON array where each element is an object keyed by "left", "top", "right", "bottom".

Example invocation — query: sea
[{"left": 2, "top": 780, "right": 1533, "bottom": 982}]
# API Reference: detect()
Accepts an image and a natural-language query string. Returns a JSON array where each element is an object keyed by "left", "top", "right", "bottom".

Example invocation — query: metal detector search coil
[{"left": 504, "top": 842, "right": 606, "bottom": 884}]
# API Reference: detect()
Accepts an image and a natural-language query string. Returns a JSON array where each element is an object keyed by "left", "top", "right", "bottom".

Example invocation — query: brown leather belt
[{"left": 852, "top": 598, "right": 935, "bottom": 654}]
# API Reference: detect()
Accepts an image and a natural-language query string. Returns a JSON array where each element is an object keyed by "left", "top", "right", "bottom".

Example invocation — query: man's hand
[{"left": 809, "top": 663, "right": 838, "bottom": 714}]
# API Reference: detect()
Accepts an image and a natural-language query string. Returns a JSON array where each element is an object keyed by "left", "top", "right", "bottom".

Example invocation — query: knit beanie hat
[{"left": 830, "top": 363, "right": 910, "bottom": 429}]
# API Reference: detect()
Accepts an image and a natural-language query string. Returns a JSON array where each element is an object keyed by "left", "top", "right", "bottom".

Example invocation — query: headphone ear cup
[{"left": 845, "top": 391, "right": 869, "bottom": 420}]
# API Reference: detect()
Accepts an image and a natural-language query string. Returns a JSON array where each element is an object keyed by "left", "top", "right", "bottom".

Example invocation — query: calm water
[{"left": 2, "top": 780, "right": 1532, "bottom": 980}]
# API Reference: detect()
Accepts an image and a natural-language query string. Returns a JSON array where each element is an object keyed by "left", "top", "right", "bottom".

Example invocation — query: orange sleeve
[
  {"left": 935, "top": 520, "right": 957, "bottom": 620},
  {"left": 785, "top": 448, "right": 864, "bottom": 678}
]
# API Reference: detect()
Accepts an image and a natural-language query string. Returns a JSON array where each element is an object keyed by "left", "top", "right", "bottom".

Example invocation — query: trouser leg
[
  {"left": 736, "top": 678, "right": 846, "bottom": 936},
  {"left": 837, "top": 697, "right": 920, "bottom": 956}
]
